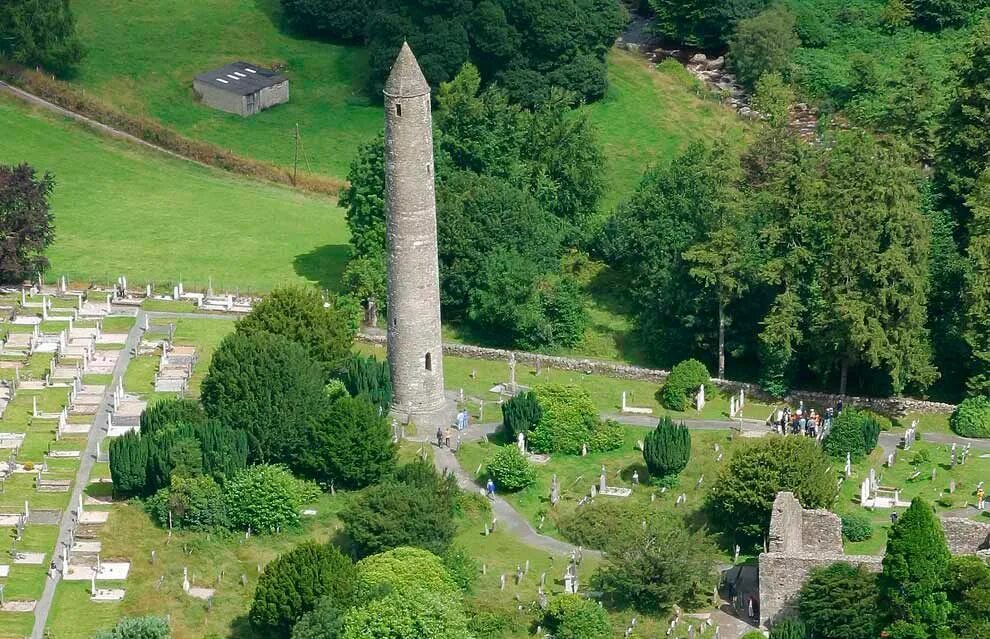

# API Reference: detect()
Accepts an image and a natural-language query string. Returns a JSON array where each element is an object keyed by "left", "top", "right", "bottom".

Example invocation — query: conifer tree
[
  {"left": 108, "top": 431, "right": 148, "bottom": 497},
  {"left": 937, "top": 20, "right": 990, "bottom": 218},
  {"left": 502, "top": 391, "right": 542, "bottom": 438},
  {"left": 336, "top": 354, "right": 392, "bottom": 412},
  {"left": 643, "top": 416, "right": 691, "bottom": 480},
  {"left": 879, "top": 498, "right": 951, "bottom": 638},
  {"left": 964, "top": 169, "right": 990, "bottom": 395}
]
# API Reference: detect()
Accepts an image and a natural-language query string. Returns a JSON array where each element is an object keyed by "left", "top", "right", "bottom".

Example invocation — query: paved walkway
[{"left": 31, "top": 311, "right": 145, "bottom": 639}]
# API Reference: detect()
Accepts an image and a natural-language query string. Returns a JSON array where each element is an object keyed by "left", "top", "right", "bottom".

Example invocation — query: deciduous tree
[
  {"left": 0, "top": 0, "right": 84, "bottom": 76},
  {"left": 0, "top": 163, "right": 56, "bottom": 283}
]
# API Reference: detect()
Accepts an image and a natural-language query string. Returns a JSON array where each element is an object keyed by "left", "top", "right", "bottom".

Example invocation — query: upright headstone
[{"left": 696, "top": 384, "right": 705, "bottom": 411}]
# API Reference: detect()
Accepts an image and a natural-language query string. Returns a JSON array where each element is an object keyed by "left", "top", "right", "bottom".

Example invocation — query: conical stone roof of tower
[{"left": 384, "top": 42, "right": 431, "bottom": 98}]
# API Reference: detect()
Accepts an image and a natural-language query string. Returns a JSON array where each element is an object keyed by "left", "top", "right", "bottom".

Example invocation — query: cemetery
[{"left": 2, "top": 3, "right": 990, "bottom": 637}]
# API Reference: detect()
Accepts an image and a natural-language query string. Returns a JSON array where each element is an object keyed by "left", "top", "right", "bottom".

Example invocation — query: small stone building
[
  {"left": 758, "top": 492, "right": 990, "bottom": 628},
  {"left": 193, "top": 62, "right": 288, "bottom": 117}
]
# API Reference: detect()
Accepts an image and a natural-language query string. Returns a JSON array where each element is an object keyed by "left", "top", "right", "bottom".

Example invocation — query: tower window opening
[
  {"left": 392, "top": 317, "right": 397, "bottom": 328},
  {"left": 427, "top": 163, "right": 432, "bottom": 176},
  {"left": 425, "top": 352, "right": 432, "bottom": 371},
  {"left": 395, "top": 103, "right": 402, "bottom": 117}
]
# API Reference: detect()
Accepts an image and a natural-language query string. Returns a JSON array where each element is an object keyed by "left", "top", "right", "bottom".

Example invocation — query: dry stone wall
[{"left": 355, "top": 334, "right": 956, "bottom": 415}]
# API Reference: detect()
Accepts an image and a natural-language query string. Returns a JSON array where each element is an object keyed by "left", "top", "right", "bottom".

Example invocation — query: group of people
[
  {"left": 770, "top": 401, "right": 839, "bottom": 439},
  {"left": 435, "top": 408, "right": 472, "bottom": 450}
]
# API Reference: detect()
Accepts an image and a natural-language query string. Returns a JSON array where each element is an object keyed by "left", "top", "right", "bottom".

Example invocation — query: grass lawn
[
  {"left": 840, "top": 440, "right": 990, "bottom": 555},
  {"left": 71, "top": 0, "right": 381, "bottom": 181},
  {"left": 0, "top": 94, "right": 350, "bottom": 293}
]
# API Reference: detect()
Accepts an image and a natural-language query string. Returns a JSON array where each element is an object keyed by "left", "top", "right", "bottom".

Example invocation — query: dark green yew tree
[{"left": 642, "top": 416, "right": 691, "bottom": 480}]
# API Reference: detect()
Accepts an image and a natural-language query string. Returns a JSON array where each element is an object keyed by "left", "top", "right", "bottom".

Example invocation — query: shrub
[
  {"left": 442, "top": 545, "right": 478, "bottom": 592},
  {"left": 486, "top": 446, "right": 536, "bottom": 492},
  {"left": 769, "top": 618, "right": 808, "bottom": 639},
  {"left": 146, "top": 475, "right": 228, "bottom": 531},
  {"left": 290, "top": 597, "right": 344, "bottom": 639},
  {"left": 728, "top": 5, "right": 801, "bottom": 90},
  {"left": 529, "top": 384, "right": 600, "bottom": 454},
  {"left": 92, "top": 616, "right": 170, "bottom": 639},
  {"left": 643, "top": 416, "right": 691, "bottom": 479},
  {"left": 467, "top": 609, "right": 524, "bottom": 639},
  {"left": 502, "top": 391, "right": 542, "bottom": 439},
  {"left": 340, "top": 469, "right": 458, "bottom": 558},
  {"left": 225, "top": 465, "right": 318, "bottom": 533},
  {"left": 950, "top": 396, "right": 990, "bottom": 438},
  {"left": 658, "top": 359, "right": 710, "bottom": 411},
  {"left": 823, "top": 409, "right": 878, "bottom": 460},
  {"left": 558, "top": 500, "right": 656, "bottom": 551},
  {"left": 542, "top": 595, "right": 611, "bottom": 639},
  {"left": 250, "top": 542, "right": 356, "bottom": 639},
  {"left": 234, "top": 284, "right": 358, "bottom": 374},
  {"left": 356, "top": 547, "right": 460, "bottom": 599},
  {"left": 340, "top": 588, "right": 472, "bottom": 639},
  {"left": 799, "top": 563, "right": 880, "bottom": 639},
  {"left": 841, "top": 512, "right": 874, "bottom": 542},
  {"left": 588, "top": 420, "right": 625, "bottom": 452},
  {"left": 594, "top": 517, "right": 718, "bottom": 613}
]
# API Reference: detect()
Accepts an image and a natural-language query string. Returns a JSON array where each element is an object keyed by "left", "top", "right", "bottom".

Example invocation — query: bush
[
  {"left": 643, "top": 416, "right": 691, "bottom": 479},
  {"left": 658, "top": 359, "right": 710, "bottom": 411},
  {"left": 92, "top": 616, "right": 170, "bottom": 639},
  {"left": 486, "top": 446, "right": 537, "bottom": 492},
  {"left": 542, "top": 595, "right": 611, "bottom": 639},
  {"left": 823, "top": 409, "right": 880, "bottom": 460},
  {"left": 340, "top": 465, "right": 458, "bottom": 558},
  {"left": 594, "top": 517, "right": 718, "bottom": 614},
  {"left": 225, "top": 465, "right": 318, "bottom": 533},
  {"left": 799, "top": 563, "right": 880, "bottom": 639},
  {"left": 769, "top": 618, "right": 808, "bottom": 639},
  {"left": 356, "top": 547, "right": 460, "bottom": 599},
  {"left": 467, "top": 609, "right": 524, "bottom": 639},
  {"left": 250, "top": 542, "right": 355, "bottom": 639},
  {"left": 529, "top": 384, "right": 600, "bottom": 454},
  {"left": 340, "top": 588, "right": 472, "bottom": 639},
  {"left": 588, "top": 420, "right": 625, "bottom": 452},
  {"left": 728, "top": 5, "right": 801, "bottom": 90},
  {"left": 502, "top": 391, "right": 542, "bottom": 439},
  {"left": 442, "top": 545, "right": 478, "bottom": 592},
  {"left": 558, "top": 500, "right": 656, "bottom": 551},
  {"left": 841, "top": 512, "right": 874, "bottom": 542},
  {"left": 146, "top": 475, "right": 228, "bottom": 531},
  {"left": 290, "top": 597, "right": 344, "bottom": 639},
  {"left": 950, "top": 396, "right": 990, "bottom": 438}
]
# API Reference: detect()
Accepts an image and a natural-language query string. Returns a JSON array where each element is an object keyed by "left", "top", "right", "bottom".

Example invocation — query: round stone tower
[{"left": 383, "top": 43, "right": 449, "bottom": 425}]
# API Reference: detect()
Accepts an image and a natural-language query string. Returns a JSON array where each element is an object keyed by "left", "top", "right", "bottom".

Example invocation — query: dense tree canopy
[
  {"left": 707, "top": 436, "right": 836, "bottom": 545},
  {"left": 0, "top": 0, "right": 85, "bottom": 75},
  {"left": 303, "top": 394, "right": 395, "bottom": 489},
  {"left": 798, "top": 563, "right": 880, "bottom": 639},
  {"left": 0, "top": 164, "right": 56, "bottom": 283},
  {"left": 280, "top": 0, "right": 625, "bottom": 105},
  {"left": 728, "top": 5, "right": 801, "bottom": 90},
  {"left": 236, "top": 285, "right": 358, "bottom": 375}
]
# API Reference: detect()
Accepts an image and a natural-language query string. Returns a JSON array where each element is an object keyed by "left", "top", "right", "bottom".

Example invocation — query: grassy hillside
[
  {"left": 68, "top": 0, "right": 746, "bottom": 211},
  {"left": 0, "top": 94, "right": 349, "bottom": 292},
  {"left": 71, "top": 0, "right": 381, "bottom": 179}
]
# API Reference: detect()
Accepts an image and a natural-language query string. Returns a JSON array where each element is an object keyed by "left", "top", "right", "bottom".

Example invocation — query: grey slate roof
[
  {"left": 384, "top": 42, "right": 431, "bottom": 98},
  {"left": 194, "top": 62, "right": 286, "bottom": 96}
]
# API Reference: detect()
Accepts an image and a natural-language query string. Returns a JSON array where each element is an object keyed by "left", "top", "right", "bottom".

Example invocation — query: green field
[
  {"left": 67, "top": 0, "right": 746, "bottom": 212},
  {"left": 0, "top": 95, "right": 349, "bottom": 292}
]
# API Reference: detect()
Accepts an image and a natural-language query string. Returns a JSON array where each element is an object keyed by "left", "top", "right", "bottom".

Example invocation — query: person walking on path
[
  {"left": 977, "top": 484, "right": 985, "bottom": 510},
  {"left": 436, "top": 426, "right": 444, "bottom": 448},
  {"left": 486, "top": 478, "right": 496, "bottom": 500}
]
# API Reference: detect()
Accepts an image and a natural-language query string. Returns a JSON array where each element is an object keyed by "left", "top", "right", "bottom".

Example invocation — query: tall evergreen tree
[
  {"left": 107, "top": 431, "right": 148, "bottom": 497},
  {"left": 0, "top": 164, "right": 57, "bottom": 283},
  {"left": 937, "top": 19, "right": 990, "bottom": 220},
  {"left": 964, "top": 169, "right": 990, "bottom": 395},
  {"left": 813, "top": 131, "right": 935, "bottom": 395},
  {"left": 879, "top": 498, "right": 951, "bottom": 638},
  {"left": 642, "top": 416, "right": 691, "bottom": 480}
]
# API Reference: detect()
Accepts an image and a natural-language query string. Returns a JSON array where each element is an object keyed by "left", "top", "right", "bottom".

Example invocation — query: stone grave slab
[
  {"left": 64, "top": 561, "right": 129, "bottom": 581},
  {"left": 92, "top": 588, "right": 125, "bottom": 601},
  {"left": 188, "top": 586, "right": 215, "bottom": 600},
  {"left": 0, "top": 564, "right": 8, "bottom": 577},
  {"left": 107, "top": 424, "right": 139, "bottom": 437},
  {"left": 71, "top": 540, "right": 102, "bottom": 553},
  {"left": 97, "top": 333, "right": 128, "bottom": 345},
  {"left": 37, "top": 479, "right": 72, "bottom": 493},
  {"left": 115, "top": 400, "right": 146, "bottom": 418},
  {"left": 47, "top": 450, "right": 81, "bottom": 459},
  {"left": 71, "top": 403, "right": 100, "bottom": 415},
  {"left": 0, "top": 360, "right": 21, "bottom": 369},
  {"left": 62, "top": 422, "right": 92, "bottom": 435},
  {"left": 13, "top": 552, "right": 45, "bottom": 564},
  {"left": 0, "top": 433, "right": 25, "bottom": 449},
  {"left": 0, "top": 514, "right": 23, "bottom": 526},
  {"left": 28, "top": 510, "right": 61, "bottom": 525},
  {"left": 155, "top": 378, "right": 186, "bottom": 393},
  {"left": 11, "top": 316, "right": 41, "bottom": 325},
  {"left": 84, "top": 493, "right": 113, "bottom": 506},
  {"left": 79, "top": 511, "right": 109, "bottom": 524},
  {"left": 18, "top": 381, "right": 46, "bottom": 390},
  {"left": 171, "top": 346, "right": 196, "bottom": 357},
  {"left": 0, "top": 600, "right": 37, "bottom": 612},
  {"left": 599, "top": 487, "right": 633, "bottom": 497},
  {"left": 70, "top": 328, "right": 99, "bottom": 340}
]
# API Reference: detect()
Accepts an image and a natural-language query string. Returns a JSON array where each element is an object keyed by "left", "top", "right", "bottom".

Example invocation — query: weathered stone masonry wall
[{"left": 355, "top": 333, "right": 956, "bottom": 415}]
